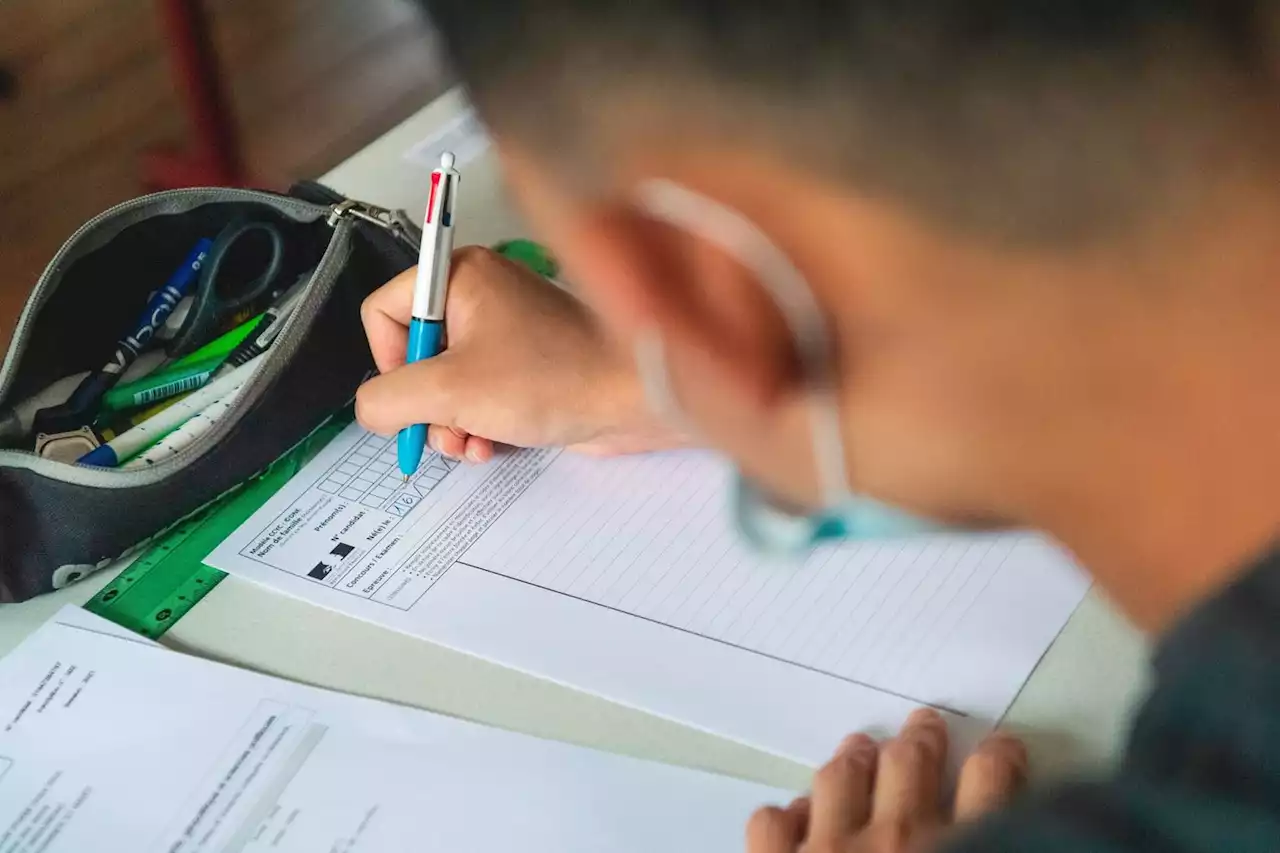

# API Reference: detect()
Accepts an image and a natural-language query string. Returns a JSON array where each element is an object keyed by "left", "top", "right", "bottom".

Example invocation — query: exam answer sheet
[
  {"left": 0, "top": 608, "right": 786, "bottom": 853},
  {"left": 207, "top": 424, "right": 1091, "bottom": 764}
]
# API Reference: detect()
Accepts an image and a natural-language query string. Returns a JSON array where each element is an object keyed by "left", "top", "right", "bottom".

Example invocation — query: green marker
[
  {"left": 102, "top": 357, "right": 223, "bottom": 413},
  {"left": 170, "top": 314, "right": 265, "bottom": 370}
]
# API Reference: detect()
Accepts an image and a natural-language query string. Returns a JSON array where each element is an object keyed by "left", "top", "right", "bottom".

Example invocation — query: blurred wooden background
[{"left": 0, "top": 0, "right": 446, "bottom": 342}]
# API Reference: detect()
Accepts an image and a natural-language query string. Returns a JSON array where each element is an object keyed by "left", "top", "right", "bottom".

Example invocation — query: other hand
[
  {"left": 357, "top": 247, "right": 681, "bottom": 462},
  {"left": 749, "top": 710, "right": 1026, "bottom": 853}
]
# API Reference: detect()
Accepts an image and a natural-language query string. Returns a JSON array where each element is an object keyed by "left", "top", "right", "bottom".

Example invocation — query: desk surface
[{"left": 0, "top": 89, "right": 1151, "bottom": 792}]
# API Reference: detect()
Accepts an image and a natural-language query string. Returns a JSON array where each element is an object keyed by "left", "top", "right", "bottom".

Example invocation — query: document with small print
[
  {"left": 207, "top": 422, "right": 1091, "bottom": 765},
  {"left": 0, "top": 608, "right": 787, "bottom": 853}
]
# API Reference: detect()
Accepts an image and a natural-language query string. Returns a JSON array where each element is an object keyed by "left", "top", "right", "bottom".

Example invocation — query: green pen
[
  {"left": 170, "top": 315, "right": 265, "bottom": 370},
  {"left": 102, "top": 357, "right": 224, "bottom": 413}
]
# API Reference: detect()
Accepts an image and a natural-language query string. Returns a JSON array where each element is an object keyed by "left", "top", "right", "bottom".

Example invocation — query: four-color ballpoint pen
[{"left": 398, "top": 151, "right": 461, "bottom": 479}]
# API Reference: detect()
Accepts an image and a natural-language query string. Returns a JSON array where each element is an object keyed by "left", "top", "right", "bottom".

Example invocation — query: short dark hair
[{"left": 420, "top": 1, "right": 1280, "bottom": 243}]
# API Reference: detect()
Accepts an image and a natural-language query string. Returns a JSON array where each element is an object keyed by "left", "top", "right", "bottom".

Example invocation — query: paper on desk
[
  {"left": 52, "top": 605, "right": 157, "bottom": 645},
  {"left": 0, "top": 607, "right": 788, "bottom": 853},
  {"left": 206, "top": 423, "right": 1091, "bottom": 766}
]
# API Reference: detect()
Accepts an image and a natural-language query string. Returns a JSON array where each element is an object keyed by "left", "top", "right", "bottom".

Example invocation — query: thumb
[{"left": 355, "top": 354, "right": 465, "bottom": 436}]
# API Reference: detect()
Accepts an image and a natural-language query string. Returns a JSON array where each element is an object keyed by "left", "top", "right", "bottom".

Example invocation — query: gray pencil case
[{"left": 0, "top": 183, "right": 420, "bottom": 602}]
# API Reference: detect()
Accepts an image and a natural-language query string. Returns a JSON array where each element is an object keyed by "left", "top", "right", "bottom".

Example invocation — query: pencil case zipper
[{"left": 0, "top": 188, "right": 412, "bottom": 488}]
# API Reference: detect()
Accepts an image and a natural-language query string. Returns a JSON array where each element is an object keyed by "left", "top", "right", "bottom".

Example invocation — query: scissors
[
  {"left": 31, "top": 219, "right": 287, "bottom": 440},
  {"left": 166, "top": 219, "right": 288, "bottom": 359}
]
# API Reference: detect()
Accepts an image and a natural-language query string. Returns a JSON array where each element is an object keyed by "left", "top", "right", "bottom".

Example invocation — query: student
[{"left": 357, "top": 3, "right": 1280, "bottom": 850}]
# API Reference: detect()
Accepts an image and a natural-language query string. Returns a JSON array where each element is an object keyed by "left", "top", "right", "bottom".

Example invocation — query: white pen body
[{"left": 411, "top": 159, "right": 460, "bottom": 323}]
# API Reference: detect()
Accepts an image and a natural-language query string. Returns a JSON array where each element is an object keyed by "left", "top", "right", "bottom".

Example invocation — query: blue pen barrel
[
  {"left": 405, "top": 318, "right": 444, "bottom": 365},
  {"left": 397, "top": 320, "right": 445, "bottom": 477},
  {"left": 397, "top": 425, "right": 429, "bottom": 478}
]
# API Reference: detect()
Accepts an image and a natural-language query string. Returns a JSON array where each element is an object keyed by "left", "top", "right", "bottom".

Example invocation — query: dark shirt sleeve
[{"left": 946, "top": 548, "right": 1280, "bottom": 852}]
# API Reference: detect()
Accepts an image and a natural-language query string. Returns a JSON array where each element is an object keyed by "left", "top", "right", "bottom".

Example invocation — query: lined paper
[
  {"left": 464, "top": 453, "right": 1044, "bottom": 710},
  {"left": 209, "top": 425, "right": 1091, "bottom": 764}
]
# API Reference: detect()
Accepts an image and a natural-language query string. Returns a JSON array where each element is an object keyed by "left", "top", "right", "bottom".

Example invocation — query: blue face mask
[{"left": 632, "top": 181, "right": 954, "bottom": 554}]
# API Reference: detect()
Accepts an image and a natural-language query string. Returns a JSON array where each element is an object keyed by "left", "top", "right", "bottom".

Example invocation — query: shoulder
[
  {"left": 950, "top": 546, "right": 1280, "bottom": 852},
  {"left": 947, "top": 777, "right": 1280, "bottom": 852}
]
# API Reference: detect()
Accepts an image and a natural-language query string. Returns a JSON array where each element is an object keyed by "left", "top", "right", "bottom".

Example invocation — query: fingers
[
  {"left": 463, "top": 434, "right": 495, "bottom": 463},
  {"left": 752, "top": 713, "right": 1018, "bottom": 853},
  {"left": 872, "top": 708, "right": 948, "bottom": 826},
  {"left": 429, "top": 425, "right": 468, "bottom": 460},
  {"left": 361, "top": 266, "right": 417, "bottom": 374},
  {"left": 746, "top": 798, "right": 809, "bottom": 853},
  {"left": 787, "top": 796, "right": 811, "bottom": 827},
  {"left": 427, "top": 426, "right": 494, "bottom": 463},
  {"left": 355, "top": 354, "right": 466, "bottom": 436},
  {"left": 361, "top": 247, "right": 508, "bottom": 376},
  {"left": 809, "top": 734, "right": 876, "bottom": 844},
  {"left": 356, "top": 368, "right": 496, "bottom": 462},
  {"left": 953, "top": 733, "right": 1028, "bottom": 823}
]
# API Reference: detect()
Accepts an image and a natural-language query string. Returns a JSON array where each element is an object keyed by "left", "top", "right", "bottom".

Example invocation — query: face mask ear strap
[
  {"left": 635, "top": 181, "right": 831, "bottom": 373},
  {"left": 633, "top": 329, "right": 692, "bottom": 431},
  {"left": 810, "top": 392, "right": 855, "bottom": 508},
  {"left": 633, "top": 179, "right": 854, "bottom": 508}
]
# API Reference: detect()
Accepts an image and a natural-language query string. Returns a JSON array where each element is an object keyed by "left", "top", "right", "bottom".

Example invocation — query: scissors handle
[{"left": 168, "top": 220, "right": 285, "bottom": 358}]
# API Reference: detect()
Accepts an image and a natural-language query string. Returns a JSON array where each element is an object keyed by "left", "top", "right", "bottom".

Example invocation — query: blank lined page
[{"left": 464, "top": 452, "right": 1078, "bottom": 714}]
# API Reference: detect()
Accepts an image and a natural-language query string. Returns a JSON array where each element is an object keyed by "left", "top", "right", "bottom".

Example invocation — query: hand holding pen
[
  {"left": 357, "top": 246, "right": 684, "bottom": 464},
  {"left": 397, "top": 152, "right": 461, "bottom": 478},
  {"left": 357, "top": 152, "right": 684, "bottom": 465}
]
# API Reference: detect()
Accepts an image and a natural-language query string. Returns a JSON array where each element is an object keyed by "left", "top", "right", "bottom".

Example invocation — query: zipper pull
[{"left": 327, "top": 199, "right": 421, "bottom": 252}]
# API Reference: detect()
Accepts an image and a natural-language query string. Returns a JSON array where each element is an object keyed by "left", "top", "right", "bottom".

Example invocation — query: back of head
[{"left": 420, "top": 0, "right": 1280, "bottom": 244}]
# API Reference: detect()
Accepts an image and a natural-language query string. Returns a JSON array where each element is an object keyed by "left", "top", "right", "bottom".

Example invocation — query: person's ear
[{"left": 565, "top": 202, "right": 803, "bottom": 410}]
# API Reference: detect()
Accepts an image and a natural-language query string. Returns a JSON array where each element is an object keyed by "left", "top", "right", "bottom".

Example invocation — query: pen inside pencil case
[
  {"left": 79, "top": 354, "right": 266, "bottom": 469},
  {"left": 1, "top": 199, "right": 333, "bottom": 460}
]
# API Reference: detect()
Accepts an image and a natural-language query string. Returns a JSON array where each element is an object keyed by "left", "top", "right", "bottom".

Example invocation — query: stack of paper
[{"left": 0, "top": 608, "right": 788, "bottom": 853}]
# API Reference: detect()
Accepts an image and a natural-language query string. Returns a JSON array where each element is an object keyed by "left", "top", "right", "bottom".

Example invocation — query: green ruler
[{"left": 85, "top": 412, "right": 352, "bottom": 639}]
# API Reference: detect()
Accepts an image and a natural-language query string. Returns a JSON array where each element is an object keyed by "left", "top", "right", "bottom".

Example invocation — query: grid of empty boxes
[{"left": 317, "top": 433, "right": 458, "bottom": 513}]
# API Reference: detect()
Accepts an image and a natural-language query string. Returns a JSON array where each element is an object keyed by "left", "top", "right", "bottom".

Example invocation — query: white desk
[{"left": 0, "top": 89, "right": 1150, "bottom": 792}]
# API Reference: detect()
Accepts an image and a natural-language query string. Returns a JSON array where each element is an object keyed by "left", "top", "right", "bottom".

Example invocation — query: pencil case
[{"left": 0, "top": 183, "right": 421, "bottom": 603}]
